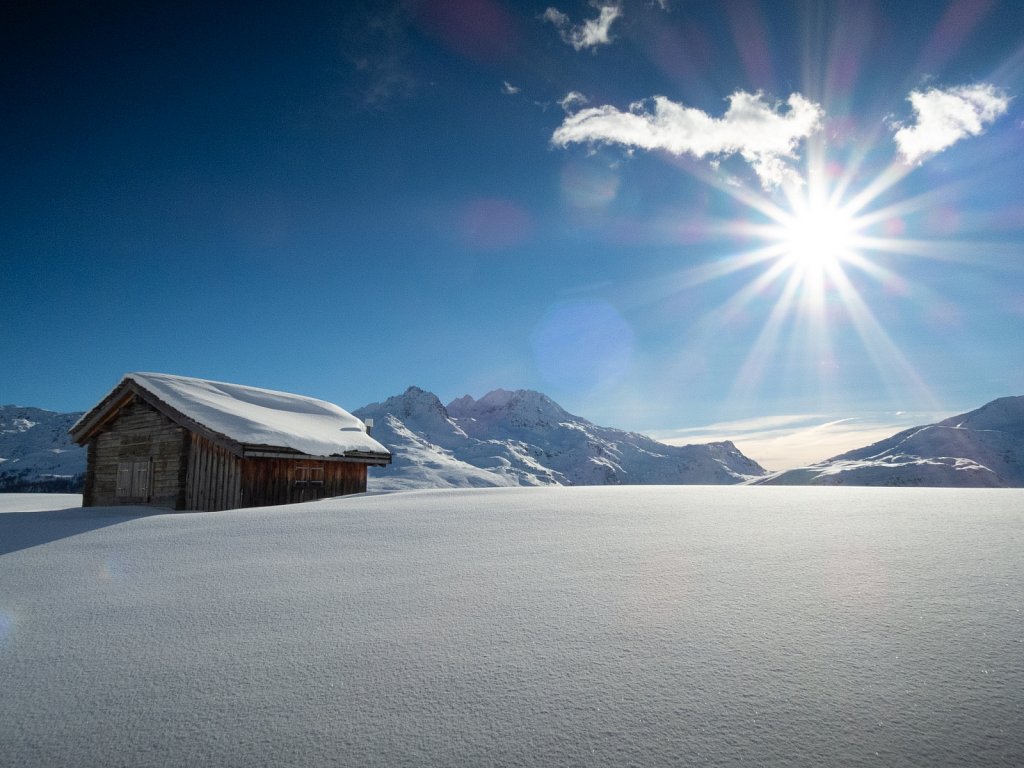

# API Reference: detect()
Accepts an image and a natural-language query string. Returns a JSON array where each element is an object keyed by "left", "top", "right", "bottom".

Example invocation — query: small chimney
[{"left": 364, "top": 418, "right": 374, "bottom": 436}]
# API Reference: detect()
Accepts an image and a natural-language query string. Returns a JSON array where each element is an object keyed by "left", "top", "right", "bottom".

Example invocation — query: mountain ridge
[
  {"left": 354, "top": 386, "right": 767, "bottom": 489},
  {"left": 0, "top": 405, "right": 86, "bottom": 491},
  {"left": 4, "top": 392, "right": 1022, "bottom": 493},
  {"left": 753, "top": 395, "right": 1024, "bottom": 487}
]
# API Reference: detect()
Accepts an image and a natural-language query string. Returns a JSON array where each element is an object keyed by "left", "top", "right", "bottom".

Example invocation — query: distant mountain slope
[
  {"left": 354, "top": 387, "right": 766, "bottom": 490},
  {"left": 755, "top": 396, "right": 1024, "bottom": 487},
  {"left": 0, "top": 406, "right": 85, "bottom": 491}
]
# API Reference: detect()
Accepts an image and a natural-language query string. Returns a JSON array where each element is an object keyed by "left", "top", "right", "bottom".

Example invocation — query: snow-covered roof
[{"left": 72, "top": 372, "right": 389, "bottom": 460}]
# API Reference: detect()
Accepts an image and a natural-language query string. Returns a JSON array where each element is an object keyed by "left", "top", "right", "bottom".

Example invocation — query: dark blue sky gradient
[{"left": 3, "top": 1, "right": 1022, "bottom": 462}]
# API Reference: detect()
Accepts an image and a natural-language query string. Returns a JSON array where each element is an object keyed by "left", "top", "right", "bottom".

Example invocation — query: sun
[
  {"left": 776, "top": 193, "right": 859, "bottom": 273},
  {"left": 691, "top": 152, "right": 953, "bottom": 411},
  {"left": 670, "top": 167, "right": 926, "bottom": 402}
]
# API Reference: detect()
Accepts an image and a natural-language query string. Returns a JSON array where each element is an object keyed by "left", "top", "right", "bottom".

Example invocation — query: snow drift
[{"left": 2, "top": 488, "right": 1022, "bottom": 767}]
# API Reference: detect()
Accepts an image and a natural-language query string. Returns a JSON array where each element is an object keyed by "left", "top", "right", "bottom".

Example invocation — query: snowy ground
[
  {"left": 1, "top": 487, "right": 1022, "bottom": 767},
  {"left": 0, "top": 492, "right": 81, "bottom": 512}
]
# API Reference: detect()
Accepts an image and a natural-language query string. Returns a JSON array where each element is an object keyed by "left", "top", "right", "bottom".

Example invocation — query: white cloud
[
  {"left": 542, "top": 7, "right": 569, "bottom": 27},
  {"left": 558, "top": 91, "right": 589, "bottom": 112},
  {"left": 502, "top": 81, "right": 521, "bottom": 95},
  {"left": 893, "top": 83, "right": 1010, "bottom": 164},
  {"left": 552, "top": 90, "right": 824, "bottom": 188},
  {"left": 543, "top": 4, "right": 622, "bottom": 51}
]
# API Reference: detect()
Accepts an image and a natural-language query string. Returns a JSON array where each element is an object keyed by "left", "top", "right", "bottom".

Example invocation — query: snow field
[{"left": 1, "top": 486, "right": 1022, "bottom": 767}]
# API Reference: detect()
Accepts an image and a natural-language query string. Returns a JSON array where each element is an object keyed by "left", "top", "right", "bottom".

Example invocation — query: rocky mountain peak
[
  {"left": 354, "top": 387, "right": 466, "bottom": 448},
  {"left": 369, "top": 386, "right": 451, "bottom": 421},
  {"left": 449, "top": 388, "right": 575, "bottom": 427},
  {"left": 358, "top": 385, "right": 766, "bottom": 489}
]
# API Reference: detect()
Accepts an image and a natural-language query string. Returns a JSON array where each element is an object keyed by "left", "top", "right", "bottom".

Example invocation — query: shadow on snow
[{"left": 0, "top": 506, "right": 159, "bottom": 556}]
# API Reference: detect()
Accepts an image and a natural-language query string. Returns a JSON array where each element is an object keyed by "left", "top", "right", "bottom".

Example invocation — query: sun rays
[
  {"left": 675, "top": 147, "right": 946, "bottom": 408},
  {"left": 540, "top": 0, "right": 1021, "bottom": 430}
]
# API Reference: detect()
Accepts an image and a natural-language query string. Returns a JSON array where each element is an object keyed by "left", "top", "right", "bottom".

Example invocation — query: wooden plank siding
[
  {"left": 238, "top": 458, "right": 366, "bottom": 508},
  {"left": 82, "top": 439, "right": 98, "bottom": 507},
  {"left": 182, "top": 437, "right": 367, "bottom": 511},
  {"left": 86, "top": 396, "right": 187, "bottom": 508},
  {"left": 185, "top": 434, "right": 243, "bottom": 512}
]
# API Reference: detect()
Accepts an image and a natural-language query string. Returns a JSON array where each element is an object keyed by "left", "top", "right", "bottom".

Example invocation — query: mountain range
[
  {"left": 755, "top": 395, "right": 1024, "bottom": 487},
  {"left": 353, "top": 387, "right": 766, "bottom": 489},
  {"left": 0, "top": 406, "right": 85, "bottom": 492},
  {"left": 2, "top": 391, "right": 1022, "bottom": 492}
]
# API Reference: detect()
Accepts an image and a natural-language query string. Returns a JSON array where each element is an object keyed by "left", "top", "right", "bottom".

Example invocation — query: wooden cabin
[{"left": 70, "top": 372, "right": 391, "bottom": 511}]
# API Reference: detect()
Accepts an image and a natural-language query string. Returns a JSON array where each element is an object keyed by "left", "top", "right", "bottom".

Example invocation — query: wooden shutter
[
  {"left": 133, "top": 460, "right": 150, "bottom": 498},
  {"left": 116, "top": 463, "right": 132, "bottom": 497}
]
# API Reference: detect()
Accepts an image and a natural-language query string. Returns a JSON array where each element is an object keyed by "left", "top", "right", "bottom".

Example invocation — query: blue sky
[{"left": 2, "top": 0, "right": 1022, "bottom": 468}]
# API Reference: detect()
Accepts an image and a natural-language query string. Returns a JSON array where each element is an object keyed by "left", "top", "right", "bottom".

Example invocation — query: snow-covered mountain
[
  {"left": 755, "top": 395, "right": 1024, "bottom": 487},
  {"left": 354, "top": 386, "right": 766, "bottom": 489},
  {"left": 0, "top": 406, "right": 85, "bottom": 491},
  {"left": 8, "top": 390, "right": 1022, "bottom": 492}
]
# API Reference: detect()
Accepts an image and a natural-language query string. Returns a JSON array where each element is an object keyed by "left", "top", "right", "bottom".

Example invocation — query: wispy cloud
[
  {"left": 651, "top": 411, "right": 948, "bottom": 471},
  {"left": 893, "top": 83, "right": 1010, "bottom": 164},
  {"left": 342, "top": 5, "right": 416, "bottom": 109},
  {"left": 502, "top": 81, "right": 521, "bottom": 95},
  {"left": 543, "top": 4, "right": 622, "bottom": 51},
  {"left": 552, "top": 90, "right": 824, "bottom": 188},
  {"left": 558, "top": 91, "right": 589, "bottom": 112}
]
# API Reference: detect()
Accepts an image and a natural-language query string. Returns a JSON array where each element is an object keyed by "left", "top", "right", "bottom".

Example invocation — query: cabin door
[{"left": 292, "top": 464, "right": 325, "bottom": 503}]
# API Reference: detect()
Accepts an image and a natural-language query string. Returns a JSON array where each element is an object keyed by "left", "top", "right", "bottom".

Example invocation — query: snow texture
[
  {"left": 756, "top": 395, "right": 1024, "bottom": 487},
  {"left": 79, "top": 372, "right": 389, "bottom": 458},
  {"left": 2, "top": 487, "right": 1023, "bottom": 767},
  {"left": 355, "top": 386, "right": 766, "bottom": 489}
]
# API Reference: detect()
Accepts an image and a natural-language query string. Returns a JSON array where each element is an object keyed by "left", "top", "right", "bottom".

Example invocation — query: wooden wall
[
  {"left": 237, "top": 457, "right": 367, "bottom": 508},
  {"left": 82, "top": 396, "right": 371, "bottom": 512},
  {"left": 184, "top": 436, "right": 368, "bottom": 511},
  {"left": 85, "top": 396, "right": 188, "bottom": 508},
  {"left": 185, "top": 434, "right": 243, "bottom": 512}
]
